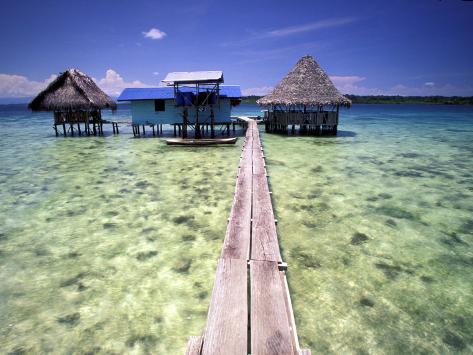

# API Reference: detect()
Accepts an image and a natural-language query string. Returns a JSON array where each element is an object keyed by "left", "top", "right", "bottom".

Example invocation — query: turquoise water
[
  {"left": 259, "top": 104, "right": 473, "bottom": 354},
  {"left": 1, "top": 103, "right": 472, "bottom": 353}
]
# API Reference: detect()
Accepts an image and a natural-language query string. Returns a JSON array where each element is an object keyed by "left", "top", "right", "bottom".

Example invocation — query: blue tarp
[{"left": 118, "top": 85, "right": 241, "bottom": 101}]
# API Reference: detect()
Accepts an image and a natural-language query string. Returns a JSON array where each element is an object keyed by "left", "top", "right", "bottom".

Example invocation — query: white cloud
[
  {"left": 330, "top": 75, "right": 473, "bottom": 96},
  {"left": 265, "top": 18, "right": 357, "bottom": 38},
  {"left": 330, "top": 75, "right": 366, "bottom": 86},
  {"left": 0, "top": 70, "right": 152, "bottom": 98},
  {"left": 0, "top": 73, "right": 57, "bottom": 98},
  {"left": 329, "top": 75, "right": 385, "bottom": 95},
  {"left": 386, "top": 83, "right": 473, "bottom": 96},
  {"left": 153, "top": 72, "right": 160, "bottom": 76},
  {"left": 242, "top": 86, "right": 273, "bottom": 96},
  {"left": 223, "top": 17, "right": 356, "bottom": 47},
  {"left": 142, "top": 28, "right": 167, "bottom": 40},
  {"left": 94, "top": 69, "right": 152, "bottom": 96}
]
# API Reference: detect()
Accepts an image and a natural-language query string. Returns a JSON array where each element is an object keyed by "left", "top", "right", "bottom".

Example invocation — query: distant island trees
[{"left": 241, "top": 95, "right": 473, "bottom": 105}]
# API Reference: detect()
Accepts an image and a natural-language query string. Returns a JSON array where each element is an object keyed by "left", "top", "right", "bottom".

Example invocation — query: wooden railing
[{"left": 263, "top": 111, "right": 338, "bottom": 125}]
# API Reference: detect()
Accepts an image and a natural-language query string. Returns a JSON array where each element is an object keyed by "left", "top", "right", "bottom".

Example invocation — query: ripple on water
[
  {"left": 0, "top": 107, "right": 243, "bottom": 353},
  {"left": 261, "top": 104, "right": 473, "bottom": 353}
]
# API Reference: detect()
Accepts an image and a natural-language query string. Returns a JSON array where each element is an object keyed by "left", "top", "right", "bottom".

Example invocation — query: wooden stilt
[
  {"left": 195, "top": 107, "right": 201, "bottom": 139},
  {"left": 54, "top": 124, "right": 58, "bottom": 137},
  {"left": 183, "top": 109, "right": 188, "bottom": 139},
  {"left": 62, "top": 123, "right": 67, "bottom": 137},
  {"left": 210, "top": 106, "right": 215, "bottom": 138},
  {"left": 77, "top": 123, "right": 81, "bottom": 136},
  {"left": 173, "top": 124, "right": 177, "bottom": 137},
  {"left": 152, "top": 125, "right": 156, "bottom": 136}
]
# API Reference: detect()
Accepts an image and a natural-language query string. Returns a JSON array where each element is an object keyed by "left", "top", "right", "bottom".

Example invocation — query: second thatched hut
[
  {"left": 257, "top": 55, "right": 351, "bottom": 135},
  {"left": 29, "top": 69, "right": 117, "bottom": 137}
]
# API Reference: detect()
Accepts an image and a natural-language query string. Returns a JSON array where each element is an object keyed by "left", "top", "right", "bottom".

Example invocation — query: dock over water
[{"left": 186, "top": 120, "right": 310, "bottom": 354}]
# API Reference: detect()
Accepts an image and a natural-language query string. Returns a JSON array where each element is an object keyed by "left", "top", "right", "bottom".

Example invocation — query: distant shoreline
[{"left": 241, "top": 95, "right": 473, "bottom": 105}]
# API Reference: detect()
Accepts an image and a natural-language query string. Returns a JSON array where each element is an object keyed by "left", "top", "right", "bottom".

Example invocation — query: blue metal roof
[{"left": 118, "top": 85, "right": 241, "bottom": 101}]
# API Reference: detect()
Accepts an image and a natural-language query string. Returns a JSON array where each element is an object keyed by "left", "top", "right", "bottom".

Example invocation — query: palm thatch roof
[
  {"left": 29, "top": 69, "right": 117, "bottom": 112},
  {"left": 257, "top": 55, "right": 351, "bottom": 107}
]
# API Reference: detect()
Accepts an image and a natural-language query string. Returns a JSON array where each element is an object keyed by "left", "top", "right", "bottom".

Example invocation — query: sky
[{"left": 0, "top": 0, "right": 472, "bottom": 100}]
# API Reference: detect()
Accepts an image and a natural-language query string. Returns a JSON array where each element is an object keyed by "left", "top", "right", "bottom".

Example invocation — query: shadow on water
[
  {"left": 325, "top": 130, "right": 356, "bottom": 138},
  {"left": 264, "top": 130, "right": 357, "bottom": 139}
]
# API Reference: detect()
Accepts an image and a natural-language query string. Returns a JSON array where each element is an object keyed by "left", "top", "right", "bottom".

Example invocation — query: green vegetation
[
  {"left": 346, "top": 95, "right": 473, "bottom": 105},
  {"left": 241, "top": 95, "right": 473, "bottom": 105}
]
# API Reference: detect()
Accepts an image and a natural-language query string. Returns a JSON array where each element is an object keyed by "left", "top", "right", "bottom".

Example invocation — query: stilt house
[
  {"left": 118, "top": 71, "right": 241, "bottom": 138},
  {"left": 257, "top": 56, "right": 351, "bottom": 135},
  {"left": 28, "top": 69, "right": 117, "bottom": 136}
]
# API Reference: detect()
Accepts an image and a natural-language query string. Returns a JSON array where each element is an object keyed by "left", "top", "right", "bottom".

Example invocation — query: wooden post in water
[
  {"left": 195, "top": 107, "right": 201, "bottom": 139},
  {"left": 183, "top": 109, "right": 188, "bottom": 139},
  {"left": 210, "top": 106, "right": 215, "bottom": 138}
]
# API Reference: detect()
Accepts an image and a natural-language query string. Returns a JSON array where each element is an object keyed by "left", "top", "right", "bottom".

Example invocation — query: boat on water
[{"left": 165, "top": 137, "right": 238, "bottom": 146}]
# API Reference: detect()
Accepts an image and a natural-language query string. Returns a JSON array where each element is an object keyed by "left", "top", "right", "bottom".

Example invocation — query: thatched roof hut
[
  {"left": 29, "top": 69, "right": 117, "bottom": 112},
  {"left": 257, "top": 55, "right": 351, "bottom": 107}
]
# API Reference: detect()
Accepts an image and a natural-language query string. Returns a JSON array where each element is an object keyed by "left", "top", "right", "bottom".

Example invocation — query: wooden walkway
[{"left": 186, "top": 120, "right": 310, "bottom": 355}]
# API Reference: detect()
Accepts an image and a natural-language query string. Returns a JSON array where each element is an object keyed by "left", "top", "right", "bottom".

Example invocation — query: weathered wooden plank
[
  {"left": 221, "top": 129, "right": 253, "bottom": 259},
  {"left": 253, "top": 152, "right": 266, "bottom": 176},
  {"left": 251, "top": 260, "right": 294, "bottom": 355},
  {"left": 185, "top": 336, "right": 203, "bottom": 355},
  {"left": 251, "top": 173, "right": 281, "bottom": 262},
  {"left": 201, "top": 258, "right": 248, "bottom": 355},
  {"left": 221, "top": 145, "right": 252, "bottom": 260},
  {"left": 280, "top": 270, "right": 300, "bottom": 351}
]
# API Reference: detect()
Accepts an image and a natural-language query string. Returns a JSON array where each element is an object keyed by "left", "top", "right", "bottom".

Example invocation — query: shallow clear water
[
  {"left": 259, "top": 104, "right": 473, "bottom": 353},
  {"left": 0, "top": 106, "right": 243, "bottom": 353},
  {"left": 0, "top": 103, "right": 472, "bottom": 353}
]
